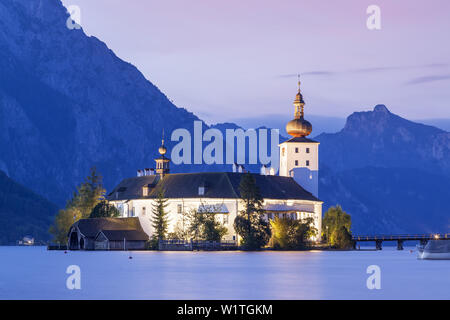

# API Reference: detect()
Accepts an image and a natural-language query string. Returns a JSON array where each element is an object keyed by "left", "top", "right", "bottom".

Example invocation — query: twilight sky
[{"left": 61, "top": 0, "right": 450, "bottom": 125}]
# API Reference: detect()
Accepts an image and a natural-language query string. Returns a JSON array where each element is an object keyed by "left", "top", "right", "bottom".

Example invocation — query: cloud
[
  {"left": 277, "top": 71, "right": 335, "bottom": 78},
  {"left": 276, "top": 63, "right": 449, "bottom": 78},
  {"left": 406, "top": 74, "right": 450, "bottom": 85},
  {"left": 349, "top": 63, "right": 448, "bottom": 74}
]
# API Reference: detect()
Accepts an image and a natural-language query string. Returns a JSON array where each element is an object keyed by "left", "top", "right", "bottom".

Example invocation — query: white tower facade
[
  {"left": 279, "top": 138, "right": 319, "bottom": 198},
  {"left": 279, "top": 78, "right": 319, "bottom": 198}
]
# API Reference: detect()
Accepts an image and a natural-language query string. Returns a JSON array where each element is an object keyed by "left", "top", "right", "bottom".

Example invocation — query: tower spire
[
  {"left": 286, "top": 76, "right": 312, "bottom": 137},
  {"left": 294, "top": 74, "right": 305, "bottom": 119},
  {"left": 155, "top": 129, "right": 170, "bottom": 177}
]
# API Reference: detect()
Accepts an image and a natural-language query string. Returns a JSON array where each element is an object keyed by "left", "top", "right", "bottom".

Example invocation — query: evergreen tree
[
  {"left": 49, "top": 167, "right": 105, "bottom": 243},
  {"left": 233, "top": 173, "right": 271, "bottom": 250},
  {"left": 89, "top": 200, "right": 120, "bottom": 218},
  {"left": 151, "top": 188, "right": 169, "bottom": 241}
]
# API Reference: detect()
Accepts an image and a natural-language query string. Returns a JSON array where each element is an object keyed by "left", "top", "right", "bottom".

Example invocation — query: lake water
[{"left": 0, "top": 246, "right": 448, "bottom": 300}]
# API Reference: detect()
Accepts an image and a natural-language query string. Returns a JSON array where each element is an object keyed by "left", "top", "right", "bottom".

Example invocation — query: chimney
[
  {"left": 270, "top": 167, "right": 276, "bottom": 176},
  {"left": 260, "top": 165, "right": 267, "bottom": 175},
  {"left": 137, "top": 169, "right": 143, "bottom": 177}
]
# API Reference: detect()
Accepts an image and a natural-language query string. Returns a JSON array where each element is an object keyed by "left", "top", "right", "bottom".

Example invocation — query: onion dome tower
[
  {"left": 286, "top": 78, "right": 312, "bottom": 137},
  {"left": 279, "top": 76, "right": 320, "bottom": 200},
  {"left": 155, "top": 132, "right": 170, "bottom": 178}
]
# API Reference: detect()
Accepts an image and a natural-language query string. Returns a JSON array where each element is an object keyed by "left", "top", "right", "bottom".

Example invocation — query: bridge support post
[
  {"left": 397, "top": 240, "right": 404, "bottom": 250},
  {"left": 375, "top": 240, "right": 382, "bottom": 250}
]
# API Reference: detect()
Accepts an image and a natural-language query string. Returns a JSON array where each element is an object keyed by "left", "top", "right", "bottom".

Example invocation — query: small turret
[
  {"left": 155, "top": 133, "right": 170, "bottom": 178},
  {"left": 286, "top": 75, "right": 312, "bottom": 138}
]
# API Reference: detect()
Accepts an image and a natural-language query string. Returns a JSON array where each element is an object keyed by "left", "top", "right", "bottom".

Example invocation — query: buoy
[{"left": 129, "top": 256, "right": 132, "bottom": 259}]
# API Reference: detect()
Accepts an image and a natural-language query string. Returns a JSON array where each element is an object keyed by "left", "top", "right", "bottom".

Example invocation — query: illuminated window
[{"left": 282, "top": 148, "right": 285, "bottom": 156}]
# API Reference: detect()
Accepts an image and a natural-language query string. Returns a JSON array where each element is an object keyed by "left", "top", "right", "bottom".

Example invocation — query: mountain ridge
[{"left": 316, "top": 104, "right": 450, "bottom": 175}]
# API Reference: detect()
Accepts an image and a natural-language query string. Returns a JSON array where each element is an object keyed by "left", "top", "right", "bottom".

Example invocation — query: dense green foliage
[
  {"left": 0, "top": 171, "right": 57, "bottom": 244},
  {"left": 89, "top": 200, "right": 120, "bottom": 218},
  {"left": 323, "top": 205, "right": 353, "bottom": 248},
  {"left": 151, "top": 188, "right": 169, "bottom": 241},
  {"left": 269, "top": 217, "right": 317, "bottom": 250},
  {"left": 186, "top": 208, "right": 228, "bottom": 242},
  {"left": 49, "top": 167, "right": 105, "bottom": 243},
  {"left": 233, "top": 173, "right": 271, "bottom": 250}
]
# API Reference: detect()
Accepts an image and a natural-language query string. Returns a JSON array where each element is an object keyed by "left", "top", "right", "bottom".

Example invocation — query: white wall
[
  {"left": 110, "top": 197, "right": 322, "bottom": 243},
  {"left": 279, "top": 141, "right": 319, "bottom": 198}
]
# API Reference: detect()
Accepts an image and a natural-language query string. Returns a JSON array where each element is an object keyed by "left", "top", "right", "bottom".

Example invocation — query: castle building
[{"left": 104, "top": 82, "right": 322, "bottom": 243}]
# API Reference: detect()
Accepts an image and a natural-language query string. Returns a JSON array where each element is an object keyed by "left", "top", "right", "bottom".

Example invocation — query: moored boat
[{"left": 417, "top": 240, "right": 450, "bottom": 260}]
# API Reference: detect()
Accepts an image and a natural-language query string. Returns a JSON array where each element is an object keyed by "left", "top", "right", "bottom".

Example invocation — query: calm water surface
[{"left": 0, "top": 246, "right": 448, "bottom": 299}]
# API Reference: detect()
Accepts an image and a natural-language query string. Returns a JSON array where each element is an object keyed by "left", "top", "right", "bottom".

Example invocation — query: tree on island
[
  {"left": 49, "top": 167, "right": 106, "bottom": 243},
  {"left": 233, "top": 173, "right": 271, "bottom": 250},
  {"left": 89, "top": 200, "right": 120, "bottom": 218},
  {"left": 322, "top": 205, "right": 353, "bottom": 249},
  {"left": 151, "top": 187, "right": 169, "bottom": 241},
  {"left": 186, "top": 205, "right": 228, "bottom": 242},
  {"left": 269, "top": 216, "right": 317, "bottom": 250}
]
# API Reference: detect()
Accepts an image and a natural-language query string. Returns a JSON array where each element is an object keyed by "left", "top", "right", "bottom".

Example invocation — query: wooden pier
[{"left": 352, "top": 233, "right": 450, "bottom": 250}]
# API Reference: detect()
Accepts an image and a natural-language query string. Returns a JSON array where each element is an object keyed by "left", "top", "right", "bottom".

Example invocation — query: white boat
[{"left": 417, "top": 240, "right": 450, "bottom": 260}]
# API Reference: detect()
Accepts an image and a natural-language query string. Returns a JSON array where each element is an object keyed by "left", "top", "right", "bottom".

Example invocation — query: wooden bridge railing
[{"left": 352, "top": 233, "right": 450, "bottom": 241}]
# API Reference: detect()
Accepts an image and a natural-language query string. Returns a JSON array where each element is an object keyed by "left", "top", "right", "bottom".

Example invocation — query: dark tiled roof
[
  {"left": 282, "top": 137, "right": 319, "bottom": 143},
  {"left": 97, "top": 230, "right": 149, "bottom": 241},
  {"left": 107, "top": 172, "right": 320, "bottom": 202},
  {"left": 107, "top": 175, "right": 159, "bottom": 200},
  {"left": 70, "top": 217, "right": 144, "bottom": 238}
]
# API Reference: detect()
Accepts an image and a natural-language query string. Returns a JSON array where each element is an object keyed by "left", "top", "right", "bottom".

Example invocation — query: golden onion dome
[
  {"left": 286, "top": 76, "right": 312, "bottom": 137},
  {"left": 286, "top": 118, "right": 312, "bottom": 137},
  {"left": 158, "top": 143, "right": 167, "bottom": 155}
]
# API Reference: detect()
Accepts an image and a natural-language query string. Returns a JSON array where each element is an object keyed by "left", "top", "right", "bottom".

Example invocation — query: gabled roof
[
  {"left": 107, "top": 172, "right": 320, "bottom": 202},
  {"left": 281, "top": 137, "right": 319, "bottom": 143},
  {"left": 96, "top": 230, "right": 149, "bottom": 241},
  {"left": 70, "top": 217, "right": 144, "bottom": 238}
]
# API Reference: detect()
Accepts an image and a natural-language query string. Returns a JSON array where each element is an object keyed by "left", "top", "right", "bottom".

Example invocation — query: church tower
[
  {"left": 155, "top": 136, "right": 170, "bottom": 178},
  {"left": 279, "top": 78, "right": 320, "bottom": 198}
]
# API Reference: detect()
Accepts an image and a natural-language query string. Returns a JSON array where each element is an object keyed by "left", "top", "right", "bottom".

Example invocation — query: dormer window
[
  {"left": 198, "top": 182, "right": 207, "bottom": 196},
  {"left": 142, "top": 185, "right": 149, "bottom": 196}
]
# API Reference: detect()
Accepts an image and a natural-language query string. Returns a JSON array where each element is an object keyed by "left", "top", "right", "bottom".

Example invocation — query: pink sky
[{"left": 61, "top": 0, "right": 450, "bottom": 123}]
